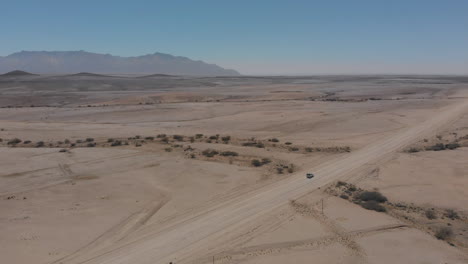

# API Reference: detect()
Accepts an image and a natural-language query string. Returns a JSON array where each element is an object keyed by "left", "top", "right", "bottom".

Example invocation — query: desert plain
[{"left": 0, "top": 73, "right": 468, "bottom": 264}]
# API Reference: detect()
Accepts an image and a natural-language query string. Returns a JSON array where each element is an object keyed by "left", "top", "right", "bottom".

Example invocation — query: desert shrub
[
  {"left": 276, "top": 167, "right": 284, "bottom": 174},
  {"left": 76, "top": 139, "right": 83, "bottom": 143},
  {"left": 270, "top": 138, "right": 279, "bottom": 142},
  {"left": 107, "top": 138, "right": 114, "bottom": 142},
  {"left": 336, "top": 181, "right": 347, "bottom": 187},
  {"left": 426, "top": 143, "right": 445, "bottom": 151},
  {"left": 285, "top": 142, "right": 292, "bottom": 145},
  {"left": 425, "top": 209, "right": 437, "bottom": 220},
  {"left": 57, "top": 141, "right": 63, "bottom": 144},
  {"left": 361, "top": 201, "right": 386, "bottom": 212},
  {"left": 407, "top": 147, "right": 420, "bottom": 153},
  {"left": 251, "top": 159, "right": 262, "bottom": 167},
  {"left": 157, "top": 134, "right": 167, "bottom": 138},
  {"left": 305, "top": 147, "right": 313, "bottom": 152},
  {"left": 209, "top": 135, "right": 218, "bottom": 140},
  {"left": 64, "top": 139, "right": 71, "bottom": 144},
  {"left": 85, "top": 138, "right": 94, "bottom": 142},
  {"left": 348, "top": 185, "right": 357, "bottom": 192},
  {"left": 343, "top": 146, "right": 351, "bottom": 152},
  {"left": 164, "top": 147, "right": 172, "bottom": 152},
  {"left": 242, "top": 142, "right": 264, "bottom": 148},
  {"left": 7, "top": 138, "right": 21, "bottom": 145},
  {"left": 87, "top": 142, "right": 96, "bottom": 147},
  {"left": 135, "top": 135, "right": 141, "bottom": 139},
  {"left": 357, "top": 191, "right": 387, "bottom": 203},
  {"left": 70, "top": 143, "right": 76, "bottom": 147},
  {"left": 220, "top": 151, "right": 238, "bottom": 157},
  {"left": 190, "top": 153, "right": 195, "bottom": 158},
  {"left": 135, "top": 143, "right": 142, "bottom": 147},
  {"left": 189, "top": 137, "right": 195, "bottom": 143},
  {"left": 435, "top": 227, "right": 453, "bottom": 240},
  {"left": 445, "top": 143, "right": 460, "bottom": 150},
  {"left": 340, "top": 194, "right": 349, "bottom": 200},
  {"left": 0, "top": 138, "right": 2, "bottom": 142},
  {"left": 173, "top": 135, "right": 184, "bottom": 141},
  {"left": 202, "top": 149, "right": 219, "bottom": 157},
  {"left": 436, "top": 135, "right": 443, "bottom": 140},
  {"left": 444, "top": 209, "right": 459, "bottom": 220},
  {"left": 195, "top": 134, "right": 203, "bottom": 138},
  {"left": 161, "top": 137, "right": 169, "bottom": 143},
  {"left": 289, "top": 147, "right": 299, "bottom": 151},
  {"left": 145, "top": 136, "right": 154, "bottom": 140},
  {"left": 23, "top": 140, "right": 31, "bottom": 144},
  {"left": 111, "top": 140, "right": 122, "bottom": 147},
  {"left": 59, "top": 149, "right": 68, "bottom": 153},
  {"left": 261, "top": 158, "right": 271, "bottom": 164},
  {"left": 221, "top": 136, "right": 231, "bottom": 143},
  {"left": 287, "top": 164, "right": 295, "bottom": 173},
  {"left": 35, "top": 141, "right": 45, "bottom": 147}
]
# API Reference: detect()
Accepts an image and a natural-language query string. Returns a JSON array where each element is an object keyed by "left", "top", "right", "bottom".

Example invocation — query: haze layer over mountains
[{"left": 0, "top": 51, "right": 240, "bottom": 76}]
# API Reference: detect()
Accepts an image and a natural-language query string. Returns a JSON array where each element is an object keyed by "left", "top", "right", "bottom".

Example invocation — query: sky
[{"left": 1, "top": 0, "right": 467, "bottom": 75}]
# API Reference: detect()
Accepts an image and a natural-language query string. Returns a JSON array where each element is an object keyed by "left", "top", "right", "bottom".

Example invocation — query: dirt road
[{"left": 67, "top": 99, "right": 468, "bottom": 264}]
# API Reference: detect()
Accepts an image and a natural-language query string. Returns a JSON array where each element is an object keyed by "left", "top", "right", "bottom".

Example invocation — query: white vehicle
[{"left": 306, "top": 173, "right": 314, "bottom": 179}]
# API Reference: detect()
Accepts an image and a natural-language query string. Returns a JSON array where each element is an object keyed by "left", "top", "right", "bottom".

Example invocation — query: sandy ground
[{"left": 0, "top": 75, "right": 467, "bottom": 264}]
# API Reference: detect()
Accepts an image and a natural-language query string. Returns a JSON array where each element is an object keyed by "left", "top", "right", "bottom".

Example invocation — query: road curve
[{"left": 73, "top": 99, "right": 468, "bottom": 264}]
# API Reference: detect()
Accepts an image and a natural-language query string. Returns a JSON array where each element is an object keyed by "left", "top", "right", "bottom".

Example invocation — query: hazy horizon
[{"left": 2, "top": 1, "right": 467, "bottom": 75}]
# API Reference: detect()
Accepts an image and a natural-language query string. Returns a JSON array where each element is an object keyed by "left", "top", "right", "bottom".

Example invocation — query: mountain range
[{"left": 0, "top": 51, "right": 240, "bottom": 76}]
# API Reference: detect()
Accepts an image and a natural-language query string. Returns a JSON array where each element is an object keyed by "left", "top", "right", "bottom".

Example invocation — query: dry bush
[
  {"left": 251, "top": 159, "right": 262, "bottom": 167},
  {"left": 7, "top": 138, "right": 21, "bottom": 145},
  {"left": 164, "top": 147, "right": 172, "bottom": 152},
  {"left": 425, "top": 209, "right": 437, "bottom": 220},
  {"left": 361, "top": 201, "right": 386, "bottom": 212},
  {"left": 202, "top": 149, "right": 219, "bottom": 157},
  {"left": 357, "top": 191, "right": 387, "bottom": 203},
  {"left": 435, "top": 227, "right": 453, "bottom": 240},
  {"left": 220, "top": 151, "right": 238, "bottom": 156}
]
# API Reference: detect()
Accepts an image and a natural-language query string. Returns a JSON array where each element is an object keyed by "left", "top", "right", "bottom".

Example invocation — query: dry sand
[{"left": 0, "top": 75, "right": 467, "bottom": 264}]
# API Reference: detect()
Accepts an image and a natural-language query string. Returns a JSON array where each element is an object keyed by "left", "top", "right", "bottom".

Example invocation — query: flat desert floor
[{"left": 0, "top": 74, "right": 467, "bottom": 264}]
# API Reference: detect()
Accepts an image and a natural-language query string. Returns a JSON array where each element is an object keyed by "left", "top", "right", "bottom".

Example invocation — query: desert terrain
[{"left": 1, "top": 73, "right": 467, "bottom": 264}]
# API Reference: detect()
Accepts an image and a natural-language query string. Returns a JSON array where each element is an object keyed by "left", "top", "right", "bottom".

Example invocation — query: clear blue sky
[{"left": 1, "top": 0, "right": 467, "bottom": 75}]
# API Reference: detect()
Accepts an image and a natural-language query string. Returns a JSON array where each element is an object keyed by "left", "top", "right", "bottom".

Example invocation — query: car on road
[{"left": 306, "top": 173, "right": 314, "bottom": 179}]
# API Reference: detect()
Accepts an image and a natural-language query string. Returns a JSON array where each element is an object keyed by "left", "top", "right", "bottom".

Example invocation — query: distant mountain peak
[
  {"left": 0, "top": 70, "right": 37, "bottom": 76},
  {"left": 0, "top": 51, "right": 240, "bottom": 76}
]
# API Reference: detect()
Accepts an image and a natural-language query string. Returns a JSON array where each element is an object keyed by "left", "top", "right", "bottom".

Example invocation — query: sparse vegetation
[
  {"left": 173, "top": 135, "right": 184, "bottom": 141},
  {"left": 361, "top": 201, "right": 386, "bottom": 212},
  {"left": 85, "top": 138, "right": 94, "bottom": 142},
  {"left": 202, "top": 149, "right": 219, "bottom": 157},
  {"left": 435, "top": 226, "right": 453, "bottom": 240},
  {"left": 251, "top": 159, "right": 262, "bottom": 167},
  {"left": 164, "top": 147, "right": 172, "bottom": 152},
  {"left": 36, "top": 141, "right": 45, "bottom": 147},
  {"left": 7, "top": 138, "right": 22, "bottom": 145},
  {"left": 221, "top": 136, "right": 231, "bottom": 143},
  {"left": 285, "top": 142, "right": 292, "bottom": 145},
  {"left": 357, "top": 191, "right": 388, "bottom": 203},
  {"left": 220, "top": 151, "right": 238, "bottom": 156},
  {"left": 425, "top": 209, "right": 437, "bottom": 220}
]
